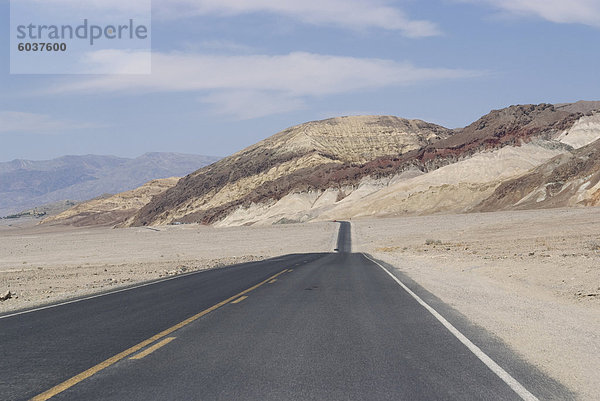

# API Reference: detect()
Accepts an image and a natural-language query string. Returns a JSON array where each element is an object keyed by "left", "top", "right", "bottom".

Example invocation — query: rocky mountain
[
  {"left": 0, "top": 153, "right": 220, "bottom": 216},
  {"left": 129, "top": 116, "right": 452, "bottom": 226},
  {"left": 46, "top": 101, "right": 600, "bottom": 228}
]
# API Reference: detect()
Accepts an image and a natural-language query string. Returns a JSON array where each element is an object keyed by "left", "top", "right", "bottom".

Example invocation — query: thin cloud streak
[
  {"left": 154, "top": 0, "right": 441, "bottom": 37},
  {"left": 460, "top": 0, "right": 600, "bottom": 27},
  {"left": 49, "top": 51, "right": 481, "bottom": 95},
  {"left": 0, "top": 111, "right": 97, "bottom": 134}
]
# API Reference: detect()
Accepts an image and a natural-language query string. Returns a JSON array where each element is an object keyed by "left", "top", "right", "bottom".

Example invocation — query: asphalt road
[{"left": 0, "top": 222, "right": 569, "bottom": 400}]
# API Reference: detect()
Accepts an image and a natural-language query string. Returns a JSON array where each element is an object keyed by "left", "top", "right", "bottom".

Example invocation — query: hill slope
[
  {"left": 130, "top": 116, "right": 451, "bottom": 226},
  {"left": 0, "top": 153, "right": 220, "bottom": 216}
]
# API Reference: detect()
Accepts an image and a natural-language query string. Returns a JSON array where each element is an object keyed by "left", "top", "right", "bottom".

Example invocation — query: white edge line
[
  {"left": 0, "top": 270, "right": 193, "bottom": 320},
  {"left": 362, "top": 253, "right": 539, "bottom": 401}
]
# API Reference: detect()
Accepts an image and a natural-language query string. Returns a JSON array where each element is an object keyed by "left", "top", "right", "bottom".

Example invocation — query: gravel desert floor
[
  {"left": 0, "top": 221, "right": 337, "bottom": 313},
  {"left": 1, "top": 208, "right": 598, "bottom": 399}
]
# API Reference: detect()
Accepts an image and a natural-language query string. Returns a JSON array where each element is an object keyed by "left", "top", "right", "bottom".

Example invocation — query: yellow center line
[
  {"left": 130, "top": 337, "right": 176, "bottom": 360},
  {"left": 31, "top": 268, "right": 289, "bottom": 401},
  {"left": 230, "top": 295, "right": 248, "bottom": 304},
  {"left": 268, "top": 279, "right": 277, "bottom": 284},
  {"left": 287, "top": 269, "right": 294, "bottom": 272}
]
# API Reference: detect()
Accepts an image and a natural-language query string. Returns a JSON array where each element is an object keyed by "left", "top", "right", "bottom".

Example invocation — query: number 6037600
[{"left": 18, "top": 42, "right": 67, "bottom": 52}]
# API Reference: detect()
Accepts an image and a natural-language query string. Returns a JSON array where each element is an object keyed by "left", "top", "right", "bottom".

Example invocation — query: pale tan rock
[{"left": 41, "top": 177, "right": 180, "bottom": 227}]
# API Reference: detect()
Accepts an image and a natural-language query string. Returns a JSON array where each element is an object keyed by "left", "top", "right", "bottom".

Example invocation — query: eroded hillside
[
  {"left": 130, "top": 103, "right": 599, "bottom": 226},
  {"left": 475, "top": 135, "right": 600, "bottom": 211},
  {"left": 129, "top": 116, "right": 451, "bottom": 226},
  {"left": 47, "top": 102, "right": 600, "bottom": 228}
]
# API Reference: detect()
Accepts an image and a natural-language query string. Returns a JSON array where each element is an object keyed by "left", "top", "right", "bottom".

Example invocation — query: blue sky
[{"left": 1, "top": 0, "right": 599, "bottom": 161}]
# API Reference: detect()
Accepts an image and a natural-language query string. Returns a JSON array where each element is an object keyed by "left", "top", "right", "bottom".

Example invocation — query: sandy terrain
[
  {"left": 353, "top": 207, "right": 600, "bottom": 400},
  {"left": 0, "top": 221, "right": 337, "bottom": 314}
]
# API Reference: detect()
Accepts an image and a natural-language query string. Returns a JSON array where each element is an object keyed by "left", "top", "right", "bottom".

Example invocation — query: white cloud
[
  {"left": 77, "top": 50, "right": 152, "bottom": 74},
  {"left": 461, "top": 0, "right": 600, "bottom": 26},
  {"left": 52, "top": 51, "right": 479, "bottom": 95},
  {"left": 0, "top": 111, "right": 94, "bottom": 134},
  {"left": 47, "top": 50, "right": 480, "bottom": 119},
  {"left": 153, "top": 0, "right": 441, "bottom": 37}
]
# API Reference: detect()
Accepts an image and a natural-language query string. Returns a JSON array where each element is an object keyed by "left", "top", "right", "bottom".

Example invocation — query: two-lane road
[{"left": 0, "top": 222, "right": 571, "bottom": 400}]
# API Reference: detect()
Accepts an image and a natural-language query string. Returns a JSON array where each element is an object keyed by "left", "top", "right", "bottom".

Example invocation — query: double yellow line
[{"left": 32, "top": 268, "right": 290, "bottom": 401}]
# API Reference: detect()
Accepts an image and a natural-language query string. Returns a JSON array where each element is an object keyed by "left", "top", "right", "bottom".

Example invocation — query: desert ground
[{"left": 1, "top": 208, "right": 598, "bottom": 399}]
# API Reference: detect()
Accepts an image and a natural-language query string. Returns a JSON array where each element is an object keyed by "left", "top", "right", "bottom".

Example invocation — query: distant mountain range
[{"left": 0, "top": 153, "right": 220, "bottom": 216}]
